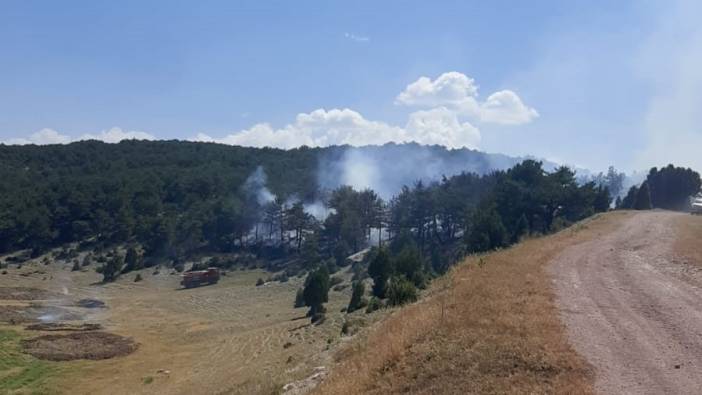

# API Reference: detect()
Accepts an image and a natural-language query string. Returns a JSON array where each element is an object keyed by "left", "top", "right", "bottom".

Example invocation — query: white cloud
[
  {"left": 480, "top": 90, "right": 540, "bottom": 125},
  {"left": 3, "top": 127, "right": 154, "bottom": 145},
  {"left": 396, "top": 71, "right": 538, "bottom": 125},
  {"left": 395, "top": 72, "right": 479, "bottom": 108},
  {"left": 190, "top": 107, "right": 479, "bottom": 150},
  {"left": 405, "top": 107, "right": 480, "bottom": 149},
  {"left": 79, "top": 127, "right": 155, "bottom": 143},
  {"left": 4, "top": 128, "right": 71, "bottom": 145},
  {"left": 344, "top": 32, "right": 370, "bottom": 42}
]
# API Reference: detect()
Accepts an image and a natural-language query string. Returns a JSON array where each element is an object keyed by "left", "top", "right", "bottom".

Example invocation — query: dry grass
[
  {"left": 672, "top": 213, "right": 702, "bottom": 266},
  {"left": 318, "top": 211, "right": 633, "bottom": 395}
]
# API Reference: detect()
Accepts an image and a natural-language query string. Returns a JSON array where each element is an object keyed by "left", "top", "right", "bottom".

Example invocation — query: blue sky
[{"left": 2, "top": 0, "right": 701, "bottom": 172}]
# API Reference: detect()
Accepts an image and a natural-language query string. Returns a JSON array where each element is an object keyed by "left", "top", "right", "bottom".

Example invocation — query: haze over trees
[
  {"left": 0, "top": 140, "right": 544, "bottom": 255},
  {"left": 0, "top": 139, "right": 640, "bottom": 319},
  {"left": 619, "top": 165, "right": 701, "bottom": 211}
]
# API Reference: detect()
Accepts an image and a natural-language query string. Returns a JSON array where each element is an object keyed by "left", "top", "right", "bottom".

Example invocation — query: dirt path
[{"left": 550, "top": 211, "right": 702, "bottom": 395}]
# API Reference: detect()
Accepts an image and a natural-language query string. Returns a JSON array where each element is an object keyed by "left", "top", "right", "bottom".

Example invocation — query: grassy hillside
[{"left": 317, "top": 212, "right": 635, "bottom": 394}]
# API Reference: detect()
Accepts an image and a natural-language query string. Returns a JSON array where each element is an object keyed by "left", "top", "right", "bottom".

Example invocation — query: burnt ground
[
  {"left": 0, "top": 287, "right": 64, "bottom": 300},
  {"left": 21, "top": 331, "right": 138, "bottom": 361}
]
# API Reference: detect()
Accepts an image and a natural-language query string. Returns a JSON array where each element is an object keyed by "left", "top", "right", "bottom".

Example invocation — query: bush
[
  {"left": 98, "top": 253, "right": 124, "bottom": 283},
  {"left": 303, "top": 266, "right": 330, "bottom": 317},
  {"left": 256, "top": 278, "right": 265, "bottom": 286},
  {"left": 71, "top": 260, "right": 81, "bottom": 272},
  {"left": 134, "top": 273, "right": 143, "bottom": 282},
  {"left": 347, "top": 281, "right": 365, "bottom": 313},
  {"left": 81, "top": 254, "right": 92, "bottom": 267},
  {"left": 634, "top": 181, "right": 653, "bottom": 210},
  {"left": 387, "top": 276, "right": 418, "bottom": 306},
  {"left": 272, "top": 272, "right": 289, "bottom": 283},
  {"left": 365, "top": 297, "right": 382, "bottom": 313},
  {"left": 368, "top": 248, "right": 392, "bottom": 298}
]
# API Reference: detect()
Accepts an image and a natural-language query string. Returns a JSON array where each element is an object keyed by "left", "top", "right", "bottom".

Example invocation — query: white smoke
[
  {"left": 303, "top": 201, "right": 335, "bottom": 221},
  {"left": 243, "top": 166, "right": 275, "bottom": 206}
]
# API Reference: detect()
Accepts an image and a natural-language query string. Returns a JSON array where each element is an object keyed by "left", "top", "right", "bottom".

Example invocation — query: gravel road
[{"left": 550, "top": 211, "right": 702, "bottom": 395}]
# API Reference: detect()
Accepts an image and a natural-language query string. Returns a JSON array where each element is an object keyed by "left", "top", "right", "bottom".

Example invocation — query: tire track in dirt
[{"left": 550, "top": 211, "right": 702, "bottom": 395}]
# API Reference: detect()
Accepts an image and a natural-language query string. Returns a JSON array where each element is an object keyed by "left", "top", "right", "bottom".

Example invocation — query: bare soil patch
[
  {"left": 0, "top": 287, "right": 63, "bottom": 301},
  {"left": 25, "top": 322, "right": 102, "bottom": 332},
  {"left": 21, "top": 332, "right": 138, "bottom": 361}
]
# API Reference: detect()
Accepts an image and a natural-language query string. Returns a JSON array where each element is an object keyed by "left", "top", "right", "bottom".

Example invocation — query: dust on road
[{"left": 550, "top": 211, "right": 702, "bottom": 395}]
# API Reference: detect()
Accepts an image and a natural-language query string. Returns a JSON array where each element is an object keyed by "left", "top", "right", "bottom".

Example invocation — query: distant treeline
[
  {"left": 1, "top": 140, "right": 612, "bottom": 276},
  {"left": 617, "top": 165, "right": 701, "bottom": 211},
  {"left": 0, "top": 140, "right": 522, "bottom": 256}
]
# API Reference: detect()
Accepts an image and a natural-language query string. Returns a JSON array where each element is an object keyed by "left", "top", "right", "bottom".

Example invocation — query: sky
[{"left": 1, "top": 0, "right": 701, "bottom": 173}]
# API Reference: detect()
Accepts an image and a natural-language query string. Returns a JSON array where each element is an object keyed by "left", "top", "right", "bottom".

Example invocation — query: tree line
[{"left": 618, "top": 165, "right": 700, "bottom": 211}]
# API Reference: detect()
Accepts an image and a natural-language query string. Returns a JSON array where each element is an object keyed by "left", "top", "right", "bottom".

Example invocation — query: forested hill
[{"left": 0, "top": 140, "right": 535, "bottom": 252}]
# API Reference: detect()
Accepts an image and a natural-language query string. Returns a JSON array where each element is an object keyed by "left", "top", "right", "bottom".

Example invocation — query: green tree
[
  {"left": 122, "top": 246, "right": 141, "bottom": 273},
  {"left": 300, "top": 234, "right": 321, "bottom": 269},
  {"left": 393, "top": 246, "right": 424, "bottom": 287},
  {"left": 99, "top": 252, "right": 124, "bottom": 282},
  {"left": 634, "top": 181, "right": 652, "bottom": 210},
  {"left": 368, "top": 248, "right": 392, "bottom": 298},
  {"left": 347, "top": 281, "right": 365, "bottom": 313},
  {"left": 465, "top": 206, "right": 507, "bottom": 252},
  {"left": 303, "top": 266, "right": 330, "bottom": 318},
  {"left": 513, "top": 213, "right": 529, "bottom": 242}
]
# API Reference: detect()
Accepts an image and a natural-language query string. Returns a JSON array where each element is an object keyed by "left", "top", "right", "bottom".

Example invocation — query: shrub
[
  {"left": 71, "top": 260, "right": 81, "bottom": 272},
  {"left": 134, "top": 273, "right": 143, "bottom": 282},
  {"left": 387, "top": 276, "right": 418, "bottom": 306},
  {"left": 98, "top": 253, "right": 124, "bottom": 283},
  {"left": 123, "top": 246, "right": 142, "bottom": 273},
  {"left": 256, "top": 278, "right": 265, "bottom": 286},
  {"left": 273, "top": 272, "right": 289, "bottom": 283},
  {"left": 365, "top": 297, "right": 382, "bottom": 313},
  {"left": 81, "top": 254, "right": 92, "bottom": 267},
  {"left": 634, "top": 181, "right": 653, "bottom": 210},
  {"left": 368, "top": 248, "right": 392, "bottom": 298},
  {"left": 303, "top": 266, "right": 330, "bottom": 318},
  {"left": 347, "top": 281, "right": 365, "bottom": 313}
]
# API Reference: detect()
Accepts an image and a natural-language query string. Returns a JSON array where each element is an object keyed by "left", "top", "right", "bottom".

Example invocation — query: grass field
[
  {"left": 0, "top": 257, "right": 367, "bottom": 395},
  {"left": 0, "top": 329, "right": 62, "bottom": 395}
]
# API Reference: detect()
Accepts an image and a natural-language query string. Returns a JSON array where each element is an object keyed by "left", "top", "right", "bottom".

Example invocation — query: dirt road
[{"left": 550, "top": 211, "right": 702, "bottom": 395}]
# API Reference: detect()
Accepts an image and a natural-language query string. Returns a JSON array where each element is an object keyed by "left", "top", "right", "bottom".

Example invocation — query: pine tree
[
  {"left": 513, "top": 213, "right": 529, "bottom": 242},
  {"left": 368, "top": 248, "right": 392, "bottom": 298},
  {"left": 123, "top": 246, "right": 141, "bottom": 273},
  {"left": 303, "top": 266, "right": 330, "bottom": 318},
  {"left": 347, "top": 281, "right": 365, "bottom": 313},
  {"left": 100, "top": 252, "right": 124, "bottom": 282},
  {"left": 634, "top": 181, "right": 652, "bottom": 210}
]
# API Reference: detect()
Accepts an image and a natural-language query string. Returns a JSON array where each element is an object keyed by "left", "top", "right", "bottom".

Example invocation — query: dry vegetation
[
  {"left": 0, "top": 255, "right": 364, "bottom": 394},
  {"left": 672, "top": 213, "right": 702, "bottom": 266},
  {"left": 318, "top": 211, "right": 636, "bottom": 394}
]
